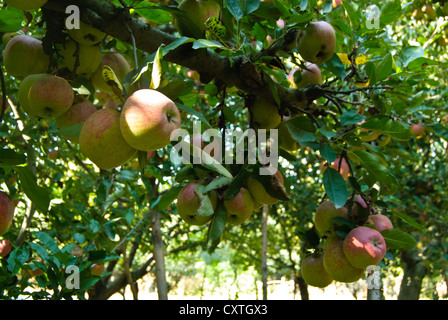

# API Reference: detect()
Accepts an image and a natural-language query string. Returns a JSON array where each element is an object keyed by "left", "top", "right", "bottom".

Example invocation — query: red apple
[
  {"left": 176, "top": 182, "right": 217, "bottom": 225},
  {"left": 288, "top": 63, "right": 322, "bottom": 89},
  {"left": 323, "top": 241, "right": 364, "bottom": 283},
  {"left": 329, "top": 157, "right": 350, "bottom": 180},
  {"left": 343, "top": 226, "right": 387, "bottom": 269},
  {"left": 224, "top": 187, "right": 254, "bottom": 225},
  {"left": 91, "top": 52, "right": 131, "bottom": 93},
  {"left": 56, "top": 100, "right": 97, "bottom": 143},
  {"left": 313, "top": 200, "right": 348, "bottom": 237},
  {"left": 301, "top": 254, "right": 333, "bottom": 288},
  {"left": 0, "top": 192, "right": 16, "bottom": 236},
  {"left": 410, "top": 123, "right": 425, "bottom": 138},
  {"left": 296, "top": 21, "right": 336, "bottom": 64},
  {"left": 0, "top": 239, "right": 12, "bottom": 257},
  {"left": 367, "top": 214, "right": 393, "bottom": 232},
  {"left": 120, "top": 89, "right": 181, "bottom": 151}
]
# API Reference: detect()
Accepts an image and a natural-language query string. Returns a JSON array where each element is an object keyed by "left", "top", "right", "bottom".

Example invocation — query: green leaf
[
  {"left": 73, "top": 233, "right": 86, "bottom": 244},
  {"left": 192, "top": 39, "right": 226, "bottom": 50},
  {"left": 176, "top": 103, "right": 212, "bottom": 128},
  {"left": 323, "top": 53, "right": 346, "bottom": 80},
  {"left": 207, "top": 202, "right": 227, "bottom": 246},
  {"left": 427, "top": 123, "right": 448, "bottom": 141},
  {"left": 340, "top": 109, "right": 365, "bottom": 126},
  {"left": 361, "top": 116, "right": 411, "bottom": 141},
  {"left": 0, "top": 7, "right": 24, "bottom": 33},
  {"left": 401, "top": 46, "right": 424, "bottom": 68},
  {"left": 16, "top": 166, "right": 51, "bottom": 213},
  {"left": 89, "top": 219, "right": 101, "bottom": 233},
  {"left": 193, "top": 184, "right": 216, "bottom": 217},
  {"left": 391, "top": 210, "right": 424, "bottom": 230},
  {"left": 285, "top": 115, "right": 317, "bottom": 146},
  {"left": 342, "top": 1, "right": 360, "bottom": 29},
  {"left": 323, "top": 167, "right": 348, "bottom": 209},
  {"left": 204, "top": 177, "right": 233, "bottom": 193},
  {"left": 225, "top": 0, "right": 244, "bottom": 21},
  {"left": 150, "top": 46, "right": 164, "bottom": 90},
  {"left": 134, "top": 2, "right": 173, "bottom": 24},
  {"left": 381, "top": 229, "right": 416, "bottom": 251},
  {"left": 155, "top": 185, "right": 184, "bottom": 211},
  {"left": 319, "top": 144, "right": 337, "bottom": 163},
  {"left": 32, "top": 231, "right": 60, "bottom": 254},
  {"left": 376, "top": 53, "right": 394, "bottom": 82},
  {"left": 58, "top": 122, "right": 84, "bottom": 138},
  {"left": 0, "top": 149, "right": 26, "bottom": 166},
  {"left": 162, "top": 36, "right": 195, "bottom": 56}
]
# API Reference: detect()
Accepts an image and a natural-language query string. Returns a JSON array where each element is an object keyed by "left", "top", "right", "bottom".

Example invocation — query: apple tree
[{"left": 0, "top": 0, "right": 447, "bottom": 300}]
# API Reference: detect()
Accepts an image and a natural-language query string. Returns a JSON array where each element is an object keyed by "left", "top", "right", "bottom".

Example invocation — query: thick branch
[{"left": 44, "top": 0, "right": 310, "bottom": 109}]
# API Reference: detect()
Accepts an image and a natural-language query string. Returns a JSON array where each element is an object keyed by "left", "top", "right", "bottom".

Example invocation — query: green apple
[
  {"left": 301, "top": 254, "right": 333, "bottom": 288},
  {"left": 224, "top": 187, "right": 254, "bottom": 225},
  {"left": 313, "top": 200, "right": 348, "bottom": 237},
  {"left": 288, "top": 63, "right": 322, "bottom": 89},
  {"left": 91, "top": 52, "right": 131, "bottom": 93},
  {"left": 56, "top": 100, "right": 97, "bottom": 143},
  {"left": 176, "top": 182, "right": 217, "bottom": 226},
  {"left": 120, "top": 89, "right": 182, "bottom": 151},
  {"left": 249, "top": 97, "right": 281, "bottom": 130},
  {"left": 323, "top": 241, "right": 364, "bottom": 283},
  {"left": 296, "top": 21, "right": 336, "bottom": 64},
  {"left": 2, "top": 32, "right": 20, "bottom": 45},
  {"left": 0, "top": 239, "right": 12, "bottom": 257},
  {"left": 343, "top": 226, "right": 387, "bottom": 269},
  {"left": 175, "top": 0, "right": 221, "bottom": 38},
  {"left": 0, "top": 192, "right": 16, "bottom": 236},
  {"left": 3, "top": 35, "right": 50, "bottom": 78},
  {"left": 4, "top": 0, "right": 48, "bottom": 11},
  {"left": 18, "top": 73, "right": 48, "bottom": 116},
  {"left": 66, "top": 21, "right": 106, "bottom": 46},
  {"left": 276, "top": 118, "right": 300, "bottom": 152},
  {"left": 79, "top": 108, "right": 137, "bottom": 170},
  {"left": 61, "top": 40, "right": 102, "bottom": 75},
  {"left": 246, "top": 168, "right": 284, "bottom": 206}
]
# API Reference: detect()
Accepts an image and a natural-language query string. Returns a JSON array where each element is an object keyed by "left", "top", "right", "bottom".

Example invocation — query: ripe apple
[
  {"left": 249, "top": 97, "right": 281, "bottom": 130},
  {"left": 343, "top": 226, "right": 387, "bottom": 269},
  {"left": 332, "top": 0, "right": 342, "bottom": 8},
  {"left": 176, "top": 182, "right": 217, "bottom": 226},
  {"left": 4, "top": 0, "right": 48, "bottom": 11},
  {"left": 367, "top": 214, "right": 393, "bottom": 232},
  {"left": 56, "top": 100, "right": 97, "bottom": 143},
  {"left": 224, "top": 187, "right": 254, "bottom": 225},
  {"left": 20, "top": 74, "right": 74, "bottom": 119},
  {"left": 0, "top": 192, "right": 16, "bottom": 236},
  {"left": 323, "top": 241, "right": 364, "bottom": 283},
  {"left": 3, "top": 35, "right": 50, "bottom": 78},
  {"left": 288, "top": 63, "right": 322, "bottom": 89},
  {"left": 66, "top": 21, "right": 106, "bottom": 46},
  {"left": 175, "top": 0, "right": 221, "bottom": 38},
  {"left": 79, "top": 108, "right": 137, "bottom": 170},
  {"left": 296, "top": 21, "right": 336, "bottom": 64},
  {"left": 120, "top": 89, "right": 181, "bottom": 151},
  {"left": 91, "top": 52, "right": 131, "bottom": 93},
  {"left": 351, "top": 194, "right": 369, "bottom": 221},
  {"left": 301, "top": 254, "right": 333, "bottom": 288},
  {"left": 2, "top": 32, "right": 19, "bottom": 45},
  {"left": 313, "top": 200, "right": 348, "bottom": 237},
  {"left": 0, "top": 239, "right": 12, "bottom": 257},
  {"left": 61, "top": 40, "right": 102, "bottom": 75},
  {"left": 246, "top": 168, "right": 284, "bottom": 206},
  {"left": 90, "top": 264, "right": 104, "bottom": 276},
  {"left": 329, "top": 157, "right": 350, "bottom": 180},
  {"left": 410, "top": 123, "right": 425, "bottom": 138}
]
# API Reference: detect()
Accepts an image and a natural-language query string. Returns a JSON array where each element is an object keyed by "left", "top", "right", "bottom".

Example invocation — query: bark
[
  {"left": 398, "top": 249, "right": 427, "bottom": 300},
  {"left": 295, "top": 274, "right": 309, "bottom": 300},
  {"left": 261, "top": 205, "right": 268, "bottom": 300},
  {"left": 150, "top": 209, "right": 169, "bottom": 300},
  {"left": 43, "top": 0, "right": 317, "bottom": 114}
]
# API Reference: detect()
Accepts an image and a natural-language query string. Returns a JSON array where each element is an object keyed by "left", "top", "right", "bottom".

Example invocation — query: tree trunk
[
  {"left": 151, "top": 209, "right": 168, "bottom": 300},
  {"left": 295, "top": 274, "right": 309, "bottom": 300},
  {"left": 398, "top": 249, "right": 427, "bottom": 300},
  {"left": 261, "top": 205, "right": 269, "bottom": 300}
]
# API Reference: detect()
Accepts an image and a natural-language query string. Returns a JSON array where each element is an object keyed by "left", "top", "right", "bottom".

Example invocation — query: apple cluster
[
  {"left": 301, "top": 198, "right": 394, "bottom": 288},
  {"left": 3, "top": 11, "right": 182, "bottom": 171},
  {"left": 176, "top": 167, "right": 284, "bottom": 226}
]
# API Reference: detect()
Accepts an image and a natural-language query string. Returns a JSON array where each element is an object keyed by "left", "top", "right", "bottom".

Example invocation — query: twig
[{"left": 0, "top": 64, "right": 7, "bottom": 124}]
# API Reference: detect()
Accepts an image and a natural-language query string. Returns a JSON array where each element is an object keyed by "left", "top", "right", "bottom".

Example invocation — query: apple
[
  {"left": 0, "top": 192, "right": 16, "bottom": 236},
  {"left": 66, "top": 21, "right": 106, "bottom": 46},
  {"left": 0, "top": 239, "right": 12, "bottom": 257},
  {"left": 296, "top": 21, "right": 336, "bottom": 64},
  {"left": 329, "top": 157, "right": 350, "bottom": 180},
  {"left": 2, "top": 32, "right": 20, "bottom": 45},
  {"left": 332, "top": 0, "right": 342, "bottom": 8},
  {"left": 246, "top": 168, "right": 284, "bottom": 206},
  {"left": 301, "top": 254, "right": 333, "bottom": 288},
  {"left": 3, "top": 35, "right": 50, "bottom": 78},
  {"left": 56, "top": 100, "right": 97, "bottom": 143},
  {"left": 176, "top": 182, "right": 217, "bottom": 225},
  {"left": 343, "top": 226, "right": 387, "bottom": 269},
  {"left": 367, "top": 214, "right": 393, "bottom": 232},
  {"left": 91, "top": 52, "right": 131, "bottom": 93},
  {"left": 19, "top": 74, "right": 74, "bottom": 119},
  {"left": 249, "top": 97, "right": 282, "bottom": 130},
  {"left": 351, "top": 194, "right": 369, "bottom": 221},
  {"left": 410, "top": 123, "right": 425, "bottom": 138},
  {"left": 79, "top": 108, "right": 137, "bottom": 170},
  {"left": 323, "top": 241, "right": 364, "bottom": 283},
  {"left": 288, "top": 63, "right": 322, "bottom": 89},
  {"left": 120, "top": 89, "right": 181, "bottom": 151},
  {"left": 313, "top": 200, "right": 348, "bottom": 237},
  {"left": 224, "top": 187, "right": 254, "bottom": 225},
  {"left": 90, "top": 264, "right": 104, "bottom": 276},
  {"left": 4, "top": 0, "right": 48, "bottom": 11},
  {"left": 48, "top": 150, "right": 58, "bottom": 160},
  {"left": 174, "top": 0, "right": 221, "bottom": 38},
  {"left": 61, "top": 40, "right": 102, "bottom": 75}
]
